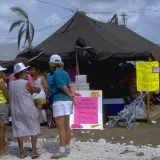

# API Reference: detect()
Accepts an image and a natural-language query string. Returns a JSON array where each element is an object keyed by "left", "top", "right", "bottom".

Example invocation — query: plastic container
[
  {"left": 75, "top": 75, "right": 87, "bottom": 84},
  {"left": 103, "top": 98, "right": 125, "bottom": 116}
]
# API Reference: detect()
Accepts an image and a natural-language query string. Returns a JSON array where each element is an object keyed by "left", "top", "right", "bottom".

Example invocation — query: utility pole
[{"left": 120, "top": 12, "right": 127, "bottom": 26}]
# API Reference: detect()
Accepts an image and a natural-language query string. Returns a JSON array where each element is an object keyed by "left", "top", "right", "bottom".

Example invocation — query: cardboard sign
[
  {"left": 74, "top": 97, "right": 98, "bottom": 124},
  {"left": 70, "top": 90, "right": 103, "bottom": 129},
  {"left": 136, "top": 61, "right": 159, "bottom": 92}
]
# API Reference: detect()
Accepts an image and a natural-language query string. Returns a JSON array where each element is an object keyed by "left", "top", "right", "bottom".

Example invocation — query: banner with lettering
[
  {"left": 70, "top": 90, "right": 103, "bottom": 129},
  {"left": 136, "top": 61, "right": 159, "bottom": 91}
]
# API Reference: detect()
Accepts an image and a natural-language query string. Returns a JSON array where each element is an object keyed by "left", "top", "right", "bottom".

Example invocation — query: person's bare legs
[
  {"left": 0, "top": 122, "right": 8, "bottom": 155},
  {"left": 54, "top": 116, "right": 67, "bottom": 146},
  {"left": 36, "top": 104, "right": 43, "bottom": 121},
  {"left": 51, "top": 116, "right": 67, "bottom": 158},
  {"left": 17, "top": 137, "right": 24, "bottom": 157},
  {"left": 64, "top": 115, "right": 71, "bottom": 154},
  {"left": 45, "top": 105, "right": 51, "bottom": 127},
  {"left": 65, "top": 115, "right": 71, "bottom": 145},
  {"left": 31, "top": 135, "right": 39, "bottom": 157}
]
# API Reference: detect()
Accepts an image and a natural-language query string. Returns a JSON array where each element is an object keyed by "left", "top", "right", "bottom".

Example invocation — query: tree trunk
[
  {"left": 27, "top": 21, "right": 32, "bottom": 49},
  {"left": 28, "top": 34, "right": 32, "bottom": 49}
]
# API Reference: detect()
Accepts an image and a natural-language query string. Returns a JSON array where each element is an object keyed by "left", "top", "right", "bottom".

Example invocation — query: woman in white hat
[
  {"left": 0, "top": 66, "right": 9, "bottom": 157},
  {"left": 48, "top": 55, "right": 76, "bottom": 159},
  {"left": 9, "top": 63, "right": 41, "bottom": 159}
]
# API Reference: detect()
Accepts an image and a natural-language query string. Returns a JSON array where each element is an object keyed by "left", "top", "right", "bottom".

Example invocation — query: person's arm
[
  {"left": 61, "top": 86, "right": 73, "bottom": 99},
  {"left": 26, "top": 82, "right": 40, "bottom": 94},
  {"left": 41, "top": 76, "right": 49, "bottom": 97},
  {"left": 27, "top": 74, "right": 34, "bottom": 87},
  {"left": 0, "top": 81, "right": 8, "bottom": 102},
  {"left": 3, "top": 73, "right": 9, "bottom": 81},
  {"left": 55, "top": 74, "right": 74, "bottom": 101},
  {"left": 68, "top": 74, "right": 75, "bottom": 97},
  {"left": 68, "top": 76, "right": 77, "bottom": 106},
  {"left": 9, "top": 73, "right": 15, "bottom": 83}
]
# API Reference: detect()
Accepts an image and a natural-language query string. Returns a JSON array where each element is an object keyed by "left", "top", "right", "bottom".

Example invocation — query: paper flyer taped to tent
[
  {"left": 136, "top": 61, "right": 159, "bottom": 92},
  {"left": 70, "top": 90, "right": 103, "bottom": 129}
]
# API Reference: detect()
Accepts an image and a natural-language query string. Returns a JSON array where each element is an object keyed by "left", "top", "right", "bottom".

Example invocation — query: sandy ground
[
  {"left": 2, "top": 122, "right": 160, "bottom": 160},
  {"left": 5, "top": 122, "right": 160, "bottom": 146}
]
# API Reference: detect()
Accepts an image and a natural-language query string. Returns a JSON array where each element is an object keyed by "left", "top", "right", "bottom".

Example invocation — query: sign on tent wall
[{"left": 136, "top": 61, "right": 159, "bottom": 92}]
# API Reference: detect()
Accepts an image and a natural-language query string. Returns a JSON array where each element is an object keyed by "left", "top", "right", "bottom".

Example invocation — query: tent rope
[{"left": 76, "top": 51, "right": 80, "bottom": 93}]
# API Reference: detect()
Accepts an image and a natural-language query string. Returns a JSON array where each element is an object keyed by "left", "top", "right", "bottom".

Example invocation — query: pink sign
[{"left": 74, "top": 97, "right": 98, "bottom": 124}]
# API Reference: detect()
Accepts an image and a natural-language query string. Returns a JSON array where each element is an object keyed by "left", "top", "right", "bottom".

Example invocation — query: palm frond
[
  {"left": 30, "top": 22, "right": 34, "bottom": 42},
  {"left": 18, "top": 23, "right": 26, "bottom": 50},
  {"left": 9, "top": 20, "right": 24, "bottom": 32},
  {"left": 10, "top": 7, "right": 28, "bottom": 20},
  {"left": 24, "top": 23, "right": 30, "bottom": 45}
]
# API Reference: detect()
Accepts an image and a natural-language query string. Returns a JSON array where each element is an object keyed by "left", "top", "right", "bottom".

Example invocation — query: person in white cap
[
  {"left": 49, "top": 54, "right": 76, "bottom": 159},
  {"left": 0, "top": 66, "right": 9, "bottom": 157},
  {"left": 9, "top": 63, "right": 41, "bottom": 159}
]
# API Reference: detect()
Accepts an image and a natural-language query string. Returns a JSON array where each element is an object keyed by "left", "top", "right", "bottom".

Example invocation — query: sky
[{"left": 0, "top": 0, "right": 160, "bottom": 47}]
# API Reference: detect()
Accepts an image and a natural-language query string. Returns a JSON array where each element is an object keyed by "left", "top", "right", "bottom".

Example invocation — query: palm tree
[{"left": 9, "top": 7, "right": 34, "bottom": 50}]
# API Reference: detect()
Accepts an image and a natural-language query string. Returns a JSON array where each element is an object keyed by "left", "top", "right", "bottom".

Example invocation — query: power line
[
  {"left": 120, "top": 12, "right": 128, "bottom": 26},
  {"left": 0, "top": 15, "right": 72, "bottom": 43},
  {"left": 87, "top": 9, "right": 160, "bottom": 14},
  {"left": 132, "top": 0, "right": 137, "bottom": 9},
  {"left": 87, "top": 13, "right": 102, "bottom": 21},
  {"left": 35, "top": 0, "right": 75, "bottom": 12},
  {"left": 35, "top": 15, "right": 72, "bottom": 32},
  {"left": 127, "top": 21, "right": 160, "bottom": 25}
]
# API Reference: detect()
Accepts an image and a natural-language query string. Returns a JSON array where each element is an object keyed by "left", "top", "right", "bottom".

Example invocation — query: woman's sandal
[
  {"left": 20, "top": 155, "right": 27, "bottom": 159},
  {"left": 32, "top": 153, "right": 40, "bottom": 159},
  {"left": 32, "top": 154, "right": 40, "bottom": 159}
]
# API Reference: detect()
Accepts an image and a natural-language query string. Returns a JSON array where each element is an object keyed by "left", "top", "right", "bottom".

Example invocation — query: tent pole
[
  {"left": 146, "top": 56, "right": 152, "bottom": 123},
  {"left": 76, "top": 51, "right": 80, "bottom": 75},
  {"left": 147, "top": 93, "right": 150, "bottom": 123}
]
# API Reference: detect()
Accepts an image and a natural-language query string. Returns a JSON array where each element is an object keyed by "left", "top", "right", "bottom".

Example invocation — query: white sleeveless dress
[{"left": 32, "top": 77, "right": 46, "bottom": 105}]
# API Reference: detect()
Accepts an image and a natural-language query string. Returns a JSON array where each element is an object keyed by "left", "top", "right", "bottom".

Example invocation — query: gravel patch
[{"left": 1, "top": 138, "right": 160, "bottom": 160}]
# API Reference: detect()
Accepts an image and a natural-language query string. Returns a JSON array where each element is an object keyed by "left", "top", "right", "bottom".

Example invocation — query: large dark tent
[
  {"left": 17, "top": 11, "right": 160, "bottom": 98},
  {"left": 17, "top": 12, "right": 160, "bottom": 120},
  {"left": 31, "top": 11, "right": 160, "bottom": 61}
]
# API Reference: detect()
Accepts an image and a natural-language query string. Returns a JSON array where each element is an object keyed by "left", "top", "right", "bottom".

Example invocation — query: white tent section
[{"left": 0, "top": 43, "right": 18, "bottom": 61}]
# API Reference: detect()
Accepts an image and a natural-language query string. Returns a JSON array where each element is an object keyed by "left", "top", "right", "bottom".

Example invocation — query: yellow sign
[
  {"left": 90, "top": 91, "right": 100, "bottom": 97},
  {"left": 136, "top": 61, "right": 159, "bottom": 91}
]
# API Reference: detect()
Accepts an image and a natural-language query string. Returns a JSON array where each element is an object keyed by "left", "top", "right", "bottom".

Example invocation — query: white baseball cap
[
  {"left": 49, "top": 54, "right": 62, "bottom": 64},
  {"left": 0, "top": 66, "right": 7, "bottom": 71},
  {"left": 14, "top": 63, "right": 29, "bottom": 74}
]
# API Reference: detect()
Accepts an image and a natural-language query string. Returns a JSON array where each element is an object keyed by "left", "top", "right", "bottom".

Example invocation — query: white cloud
[
  {"left": 145, "top": 1, "right": 160, "bottom": 20},
  {"left": 44, "top": 13, "right": 61, "bottom": 25},
  {"left": 23, "top": 0, "right": 38, "bottom": 10},
  {"left": 0, "top": 4, "right": 12, "bottom": 16},
  {"left": 127, "top": 13, "right": 139, "bottom": 23}
]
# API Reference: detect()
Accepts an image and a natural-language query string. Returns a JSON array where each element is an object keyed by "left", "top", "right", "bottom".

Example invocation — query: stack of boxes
[{"left": 72, "top": 75, "right": 90, "bottom": 90}]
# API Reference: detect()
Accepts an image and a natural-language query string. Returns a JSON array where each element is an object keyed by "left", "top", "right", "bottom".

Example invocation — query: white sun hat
[
  {"left": 49, "top": 54, "right": 62, "bottom": 64},
  {"left": 14, "top": 63, "right": 29, "bottom": 74},
  {"left": 0, "top": 66, "right": 7, "bottom": 71}
]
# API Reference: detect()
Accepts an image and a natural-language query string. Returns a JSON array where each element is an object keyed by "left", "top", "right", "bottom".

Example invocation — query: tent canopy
[{"left": 20, "top": 11, "right": 160, "bottom": 61}]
